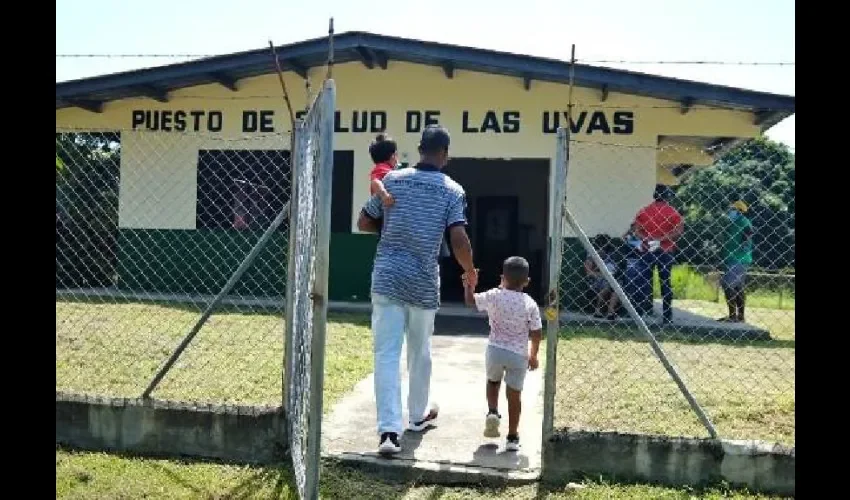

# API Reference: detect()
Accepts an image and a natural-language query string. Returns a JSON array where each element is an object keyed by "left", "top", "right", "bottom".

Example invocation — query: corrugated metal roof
[{"left": 56, "top": 31, "right": 795, "bottom": 131}]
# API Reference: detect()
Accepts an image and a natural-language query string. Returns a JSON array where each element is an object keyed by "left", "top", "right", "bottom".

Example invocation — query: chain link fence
[
  {"left": 284, "top": 79, "right": 335, "bottom": 500},
  {"left": 546, "top": 130, "right": 795, "bottom": 447},
  {"left": 56, "top": 128, "right": 293, "bottom": 405},
  {"left": 547, "top": 129, "right": 796, "bottom": 444},
  {"left": 57, "top": 76, "right": 336, "bottom": 500}
]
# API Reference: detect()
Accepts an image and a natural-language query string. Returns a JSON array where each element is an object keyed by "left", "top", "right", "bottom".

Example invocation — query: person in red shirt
[
  {"left": 626, "top": 184, "right": 684, "bottom": 323},
  {"left": 368, "top": 134, "right": 398, "bottom": 208}
]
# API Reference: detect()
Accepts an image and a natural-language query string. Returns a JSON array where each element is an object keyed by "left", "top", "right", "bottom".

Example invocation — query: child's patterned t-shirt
[{"left": 473, "top": 288, "right": 542, "bottom": 357}]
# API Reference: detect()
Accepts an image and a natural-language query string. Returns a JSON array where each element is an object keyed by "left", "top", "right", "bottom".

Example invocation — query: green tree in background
[
  {"left": 56, "top": 132, "right": 121, "bottom": 288},
  {"left": 673, "top": 137, "right": 795, "bottom": 271}
]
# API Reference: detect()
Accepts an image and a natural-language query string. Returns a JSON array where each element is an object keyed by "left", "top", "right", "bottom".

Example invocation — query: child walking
[{"left": 463, "top": 256, "right": 542, "bottom": 451}]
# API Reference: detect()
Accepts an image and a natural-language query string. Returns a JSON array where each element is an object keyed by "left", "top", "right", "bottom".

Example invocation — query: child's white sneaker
[{"left": 484, "top": 411, "right": 501, "bottom": 438}]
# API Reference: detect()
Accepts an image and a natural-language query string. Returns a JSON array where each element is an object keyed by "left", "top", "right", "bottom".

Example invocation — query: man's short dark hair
[
  {"left": 653, "top": 184, "right": 674, "bottom": 202},
  {"left": 418, "top": 125, "right": 451, "bottom": 155},
  {"left": 591, "top": 234, "right": 615, "bottom": 255},
  {"left": 502, "top": 256, "right": 530, "bottom": 286},
  {"left": 591, "top": 234, "right": 610, "bottom": 248},
  {"left": 369, "top": 134, "right": 397, "bottom": 164}
]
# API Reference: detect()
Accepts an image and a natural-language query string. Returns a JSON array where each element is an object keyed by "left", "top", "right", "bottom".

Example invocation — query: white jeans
[{"left": 371, "top": 293, "right": 436, "bottom": 435}]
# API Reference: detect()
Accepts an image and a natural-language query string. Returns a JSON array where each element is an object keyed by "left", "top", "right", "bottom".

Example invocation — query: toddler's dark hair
[
  {"left": 653, "top": 183, "right": 675, "bottom": 202},
  {"left": 591, "top": 234, "right": 616, "bottom": 253},
  {"left": 369, "top": 134, "right": 397, "bottom": 164},
  {"left": 502, "top": 256, "right": 530, "bottom": 288}
]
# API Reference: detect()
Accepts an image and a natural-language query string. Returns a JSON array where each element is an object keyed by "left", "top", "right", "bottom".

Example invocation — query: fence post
[
  {"left": 303, "top": 79, "right": 336, "bottom": 500},
  {"left": 283, "top": 130, "right": 301, "bottom": 413},
  {"left": 541, "top": 128, "right": 569, "bottom": 457}
]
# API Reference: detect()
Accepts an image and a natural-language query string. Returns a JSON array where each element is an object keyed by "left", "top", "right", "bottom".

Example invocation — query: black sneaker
[
  {"left": 408, "top": 403, "right": 439, "bottom": 432},
  {"left": 378, "top": 432, "right": 401, "bottom": 455},
  {"left": 505, "top": 434, "right": 520, "bottom": 452}
]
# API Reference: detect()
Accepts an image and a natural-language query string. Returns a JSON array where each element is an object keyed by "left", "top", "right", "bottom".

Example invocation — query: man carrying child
[
  {"left": 358, "top": 126, "right": 478, "bottom": 456},
  {"left": 368, "top": 133, "right": 451, "bottom": 258}
]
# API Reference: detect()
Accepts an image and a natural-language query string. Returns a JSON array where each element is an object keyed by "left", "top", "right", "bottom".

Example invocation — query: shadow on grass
[
  {"left": 560, "top": 325, "right": 795, "bottom": 350},
  {"left": 55, "top": 294, "right": 372, "bottom": 328},
  {"left": 58, "top": 446, "right": 298, "bottom": 499},
  {"left": 216, "top": 464, "right": 292, "bottom": 499},
  {"left": 57, "top": 445, "right": 415, "bottom": 499},
  {"left": 533, "top": 472, "right": 789, "bottom": 500},
  {"left": 144, "top": 460, "right": 302, "bottom": 499},
  {"left": 57, "top": 446, "right": 788, "bottom": 499},
  {"left": 56, "top": 295, "right": 792, "bottom": 348},
  {"left": 56, "top": 294, "right": 283, "bottom": 315},
  {"left": 55, "top": 295, "right": 488, "bottom": 335}
]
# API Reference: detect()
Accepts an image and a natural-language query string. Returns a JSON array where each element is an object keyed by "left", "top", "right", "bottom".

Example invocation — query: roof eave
[{"left": 55, "top": 31, "right": 796, "bottom": 115}]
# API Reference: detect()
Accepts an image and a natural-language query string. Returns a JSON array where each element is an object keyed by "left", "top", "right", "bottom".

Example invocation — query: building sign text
[{"left": 131, "top": 109, "right": 635, "bottom": 135}]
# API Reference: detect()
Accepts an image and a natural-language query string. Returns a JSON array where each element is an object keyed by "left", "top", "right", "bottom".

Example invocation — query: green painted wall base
[
  {"left": 117, "top": 229, "right": 377, "bottom": 301},
  {"left": 327, "top": 232, "right": 378, "bottom": 301},
  {"left": 116, "top": 229, "right": 589, "bottom": 309},
  {"left": 561, "top": 238, "right": 595, "bottom": 313},
  {"left": 117, "top": 229, "right": 287, "bottom": 297}
]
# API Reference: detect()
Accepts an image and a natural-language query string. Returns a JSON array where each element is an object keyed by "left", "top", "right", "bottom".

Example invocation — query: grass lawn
[
  {"left": 654, "top": 265, "right": 795, "bottom": 312},
  {"left": 56, "top": 299, "right": 794, "bottom": 445},
  {"left": 673, "top": 300, "right": 795, "bottom": 341},
  {"left": 554, "top": 325, "right": 794, "bottom": 445},
  {"left": 56, "top": 449, "right": 788, "bottom": 499},
  {"left": 56, "top": 300, "right": 374, "bottom": 409}
]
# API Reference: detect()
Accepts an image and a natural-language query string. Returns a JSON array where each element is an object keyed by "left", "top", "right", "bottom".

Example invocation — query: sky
[{"left": 56, "top": 0, "right": 795, "bottom": 149}]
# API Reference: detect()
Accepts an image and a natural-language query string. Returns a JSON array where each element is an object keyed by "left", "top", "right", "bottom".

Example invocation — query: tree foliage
[
  {"left": 56, "top": 132, "right": 121, "bottom": 288},
  {"left": 673, "top": 137, "right": 795, "bottom": 271}
]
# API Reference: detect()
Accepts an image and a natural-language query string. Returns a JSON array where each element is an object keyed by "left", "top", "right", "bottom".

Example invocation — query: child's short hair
[
  {"left": 369, "top": 134, "right": 397, "bottom": 164},
  {"left": 502, "top": 256, "right": 530, "bottom": 287}
]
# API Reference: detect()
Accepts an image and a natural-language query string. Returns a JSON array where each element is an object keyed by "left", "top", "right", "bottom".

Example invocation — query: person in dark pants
[
  {"left": 623, "top": 233, "right": 652, "bottom": 316},
  {"left": 718, "top": 200, "right": 754, "bottom": 323},
  {"left": 626, "top": 185, "right": 684, "bottom": 324}
]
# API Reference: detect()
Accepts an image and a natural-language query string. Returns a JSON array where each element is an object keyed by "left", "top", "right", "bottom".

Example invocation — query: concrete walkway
[{"left": 321, "top": 335, "right": 543, "bottom": 484}]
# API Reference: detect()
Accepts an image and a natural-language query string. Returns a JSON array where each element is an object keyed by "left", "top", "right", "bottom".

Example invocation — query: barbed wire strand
[
  {"left": 57, "top": 54, "right": 218, "bottom": 58},
  {"left": 577, "top": 59, "right": 794, "bottom": 66},
  {"left": 55, "top": 53, "right": 795, "bottom": 67},
  {"left": 54, "top": 94, "right": 791, "bottom": 112}
]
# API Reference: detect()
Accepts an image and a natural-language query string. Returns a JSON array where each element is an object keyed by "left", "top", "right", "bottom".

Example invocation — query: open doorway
[{"left": 441, "top": 158, "right": 550, "bottom": 304}]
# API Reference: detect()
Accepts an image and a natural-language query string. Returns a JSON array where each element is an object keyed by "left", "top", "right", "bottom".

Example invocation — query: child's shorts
[{"left": 485, "top": 344, "right": 528, "bottom": 391}]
